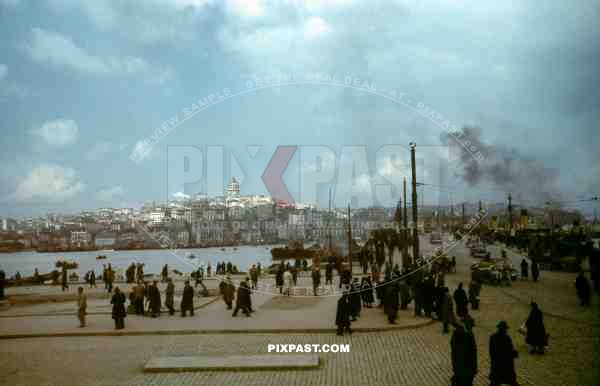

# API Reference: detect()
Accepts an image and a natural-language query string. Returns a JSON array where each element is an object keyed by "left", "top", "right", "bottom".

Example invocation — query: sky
[{"left": 0, "top": 0, "right": 598, "bottom": 217}]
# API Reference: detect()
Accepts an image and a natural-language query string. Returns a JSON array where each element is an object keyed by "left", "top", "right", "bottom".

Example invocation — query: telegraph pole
[
  {"left": 462, "top": 203, "right": 465, "bottom": 226},
  {"left": 410, "top": 142, "right": 419, "bottom": 262},
  {"left": 328, "top": 186, "right": 332, "bottom": 250},
  {"left": 347, "top": 203, "right": 352, "bottom": 265},
  {"left": 403, "top": 177, "right": 408, "bottom": 262},
  {"left": 507, "top": 193, "right": 513, "bottom": 231}
]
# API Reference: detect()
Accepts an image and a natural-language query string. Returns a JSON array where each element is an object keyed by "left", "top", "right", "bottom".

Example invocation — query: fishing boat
[
  {"left": 55, "top": 259, "right": 78, "bottom": 269},
  {"left": 96, "top": 255, "right": 107, "bottom": 260},
  {"left": 185, "top": 253, "right": 197, "bottom": 259}
]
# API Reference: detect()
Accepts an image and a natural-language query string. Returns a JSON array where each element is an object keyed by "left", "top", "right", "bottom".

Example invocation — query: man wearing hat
[
  {"left": 451, "top": 320, "right": 477, "bottom": 386},
  {"left": 489, "top": 321, "right": 519, "bottom": 386}
]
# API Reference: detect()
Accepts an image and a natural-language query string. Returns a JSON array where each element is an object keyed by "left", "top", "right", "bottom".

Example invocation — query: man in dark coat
[
  {"left": 441, "top": 287, "right": 456, "bottom": 334},
  {"left": 111, "top": 287, "right": 127, "bottom": 329},
  {"left": 361, "top": 275, "right": 374, "bottom": 308},
  {"left": 399, "top": 277, "right": 411, "bottom": 310},
  {"left": 531, "top": 260, "right": 540, "bottom": 282},
  {"left": 148, "top": 281, "right": 161, "bottom": 317},
  {"left": 413, "top": 277, "right": 423, "bottom": 317},
  {"left": 525, "top": 302, "right": 547, "bottom": 354},
  {"left": 336, "top": 293, "right": 352, "bottom": 335},
  {"left": 423, "top": 275, "right": 435, "bottom": 317},
  {"left": 165, "top": 278, "right": 175, "bottom": 315},
  {"left": 226, "top": 261, "right": 233, "bottom": 274},
  {"left": 275, "top": 265, "right": 284, "bottom": 294},
  {"left": 181, "top": 280, "right": 194, "bottom": 317},
  {"left": 134, "top": 281, "right": 145, "bottom": 315},
  {"left": 454, "top": 282, "right": 469, "bottom": 319},
  {"left": 489, "top": 321, "right": 519, "bottom": 386},
  {"left": 0, "top": 269, "right": 6, "bottom": 299},
  {"left": 349, "top": 277, "right": 362, "bottom": 321},
  {"left": 325, "top": 262, "right": 333, "bottom": 285},
  {"left": 232, "top": 280, "right": 251, "bottom": 317},
  {"left": 520, "top": 259, "right": 529, "bottom": 280},
  {"left": 575, "top": 271, "right": 591, "bottom": 306},
  {"left": 311, "top": 267, "right": 321, "bottom": 296},
  {"left": 61, "top": 265, "right": 68, "bottom": 292},
  {"left": 451, "top": 324, "right": 477, "bottom": 386},
  {"left": 468, "top": 280, "right": 481, "bottom": 310},
  {"left": 220, "top": 274, "right": 235, "bottom": 309},
  {"left": 384, "top": 278, "right": 400, "bottom": 324}
]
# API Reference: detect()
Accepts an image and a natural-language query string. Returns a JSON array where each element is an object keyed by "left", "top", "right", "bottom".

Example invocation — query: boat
[
  {"left": 55, "top": 260, "right": 78, "bottom": 269},
  {"left": 233, "top": 247, "right": 238, "bottom": 251},
  {"left": 185, "top": 253, "right": 197, "bottom": 259},
  {"left": 221, "top": 248, "right": 226, "bottom": 251},
  {"left": 96, "top": 255, "right": 107, "bottom": 260},
  {"left": 101, "top": 249, "right": 115, "bottom": 252}
]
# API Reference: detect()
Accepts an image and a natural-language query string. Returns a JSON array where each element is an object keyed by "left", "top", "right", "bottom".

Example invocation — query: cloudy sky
[{"left": 0, "top": 0, "right": 598, "bottom": 217}]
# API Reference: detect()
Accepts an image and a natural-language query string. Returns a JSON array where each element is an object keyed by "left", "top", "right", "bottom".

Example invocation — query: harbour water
[{"left": 0, "top": 246, "right": 281, "bottom": 278}]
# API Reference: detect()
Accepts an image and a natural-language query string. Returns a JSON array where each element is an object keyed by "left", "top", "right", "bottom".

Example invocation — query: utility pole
[
  {"left": 328, "top": 186, "right": 332, "bottom": 250},
  {"left": 410, "top": 142, "right": 419, "bottom": 262},
  {"left": 508, "top": 193, "right": 513, "bottom": 231},
  {"left": 403, "top": 177, "right": 408, "bottom": 262},
  {"left": 347, "top": 203, "right": 352, "bottom": 265},
  {"left": 462, "top": 203, "right": 465, "bottom": 226}
]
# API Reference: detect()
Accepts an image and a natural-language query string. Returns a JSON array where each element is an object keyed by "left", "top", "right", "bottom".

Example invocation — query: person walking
[
  {"left": 283, "top": 269, "right": 293, "bottom": 296},
  {"left": 531, "top": 260, "right": 540, "bottom": 282},
  {"left": 489, "top": 321, "right": 519, "bottom": 386},
  {"left": 232, "top": 280, "right": 251, "bottom": 317},
  {"left": 336, "top": 292, "right": 352, "bottom": 336},
  {"left": 525, "top": 302, "right": 548, "bottom": 354},
  {"left": 520, "top": 259, "right": 529, "bottom": 280},
  {"left": 575, "top": 271, "right": 591, "bottom": 306},
  {"left": 349, "top": 277, "right": 362, "bottom": 321},
  {"left": 61, "top": 265, "right": 69, "bottom": 292},
  {"left": 134, "top": 281, "right": 145, "bottom": 315},
  {"left": 454, "top": 282, "right": 469, "bottom": 319},
  {"left": 311, "top": 266, "right": 321, "bottom": 296},
  {"left": 165, "top": 278, "right": 175, "bottom": 316},
  {"left": 361, "top": 275, "right": 374, "bottom": 308},
  {"left": 161, "top": 264, "right": 169, "bottom": 283},
  {"left": 220, "top": 274, "right": 235, "bottom": 309},
  {"left": 111, "top": 287, "right": 126, "bottom": 330},
  {"left": 105, "top": 264, "right": 114, "bottom": 293},
  {"left": 451, "top": 323, "right": 477, "bottom": 386},
  {"left": 275, "top": 264, "right": 284, "bottom": 294},
  {"left": 325, "top": 262, "right": 333, "bottom": 286},
  {"left": 181, "top": 280, "right": 194, "bottom": 317},
  {"left": 148, "top": 281, "right": 161, "bottom": 318},
  {"left": 89, "top": 270, "right": 96, "bottom": 288},
  {"left": 77, "top": 287, "right": 87, "bottom": 327},
  {"left": 468, "top": 280, "right": 481, "bottom": 311},
  {"left": 384, "top": 278, "right": 400, "bottom": 324},
  {"left": 441, "top": 287, "right": 456, "bottom": 334},
  {"left": 250, "top": 265, "right": 258, "bottom": 288}
]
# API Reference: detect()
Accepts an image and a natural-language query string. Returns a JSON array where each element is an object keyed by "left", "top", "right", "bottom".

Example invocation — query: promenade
[{"left": 0, "top": 239, "right": 597, "bottom": 385}]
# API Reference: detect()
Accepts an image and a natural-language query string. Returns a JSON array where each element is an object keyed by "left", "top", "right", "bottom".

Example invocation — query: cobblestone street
[{"left": 0, "top": 240, "right": 598, "bottom": 385}]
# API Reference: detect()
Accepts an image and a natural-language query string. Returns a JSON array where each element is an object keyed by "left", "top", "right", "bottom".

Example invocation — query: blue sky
[{"left": 0, "top": 0, "right": 598, "bottom": 217}]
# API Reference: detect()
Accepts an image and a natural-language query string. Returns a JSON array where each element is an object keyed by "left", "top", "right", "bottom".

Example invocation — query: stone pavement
[{"left": 0, "top": 238, "right": 597, "bottom": 385}]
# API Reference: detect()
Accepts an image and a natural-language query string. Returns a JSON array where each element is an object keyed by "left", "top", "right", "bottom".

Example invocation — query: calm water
[{"left": 0, "top": 246, "right": 283, "bottom": 277}]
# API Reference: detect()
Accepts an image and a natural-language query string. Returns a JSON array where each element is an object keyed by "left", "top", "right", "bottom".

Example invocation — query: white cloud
[
  {"left": 173, "top": 192, "right": 190, "bottom": 200},
  {"left": 15, "top": 164, "right": 84, "bottom": 203},
  {"left": 96, "top": 186, "right": 125, "bottom": 202},
  {"left": 33, "top": 119, "right": 79, "bottom": 146},
  {"left": 226, "top": 0, "right": 264, "bottom": 17},
  {"left": 24, "top": 28, "right": 174, "bottom": 83},
  {"left": 304, "top": 17, "right": 332, "bottom": 40}
]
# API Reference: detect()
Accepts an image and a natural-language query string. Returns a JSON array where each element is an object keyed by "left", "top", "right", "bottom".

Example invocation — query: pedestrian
[
  {"left": 454, "top": 282, "right": 469, "bottom": 319},
  {"left": 207, "top": 262, "right": 212, "bottom": 276},
  {"left": 336, "top": 292, "right": 352, "bottom": 336},
  {"left": 520, "top": 259, "right": 529, "bottom": 280},
  {"left": 325, "top": 262, "right": 333, "bottom": 285},
  {"left": 531, "top": 260, "right": 539, "bottom": 282},
  {"left": 194, "top": 267, "right": 202, "bottom": 288},
  {"left": 441, "top": 287, "right": 456, "bottom": 334},
  {"left": 575, "top": 271, "right": 591, "bottom": 306},
  {"left": 165, "top": 278, "right": 175, "bottom": 316},
  {"left": 349, "top": 277, "right": 362, "bottom": 320},
  {"left": 245, "top": 276, "right": 254, "bottom": 313},
  {"left": 423, "top": 275, "right": 435, "bottom": 317},
  {"left": 468, "top": 280, "right": 481, "bottom": 311},
  {"left": 0, "top": 269, "right": 5, "bottom": 300},
  {"left": 111, "top": 287, "right": 126, "bottom": 330},
  {"left": 134, "top": 281, "right": 145, "bottom": 315},
  {"left": 161, "top": 264, "right": 168, "bottom": 283},
  {"left": 181, "top": 280, "right": 194, "bottom": 317},
  {"left": 525, "top": 302, "right": 548, "bottom": 354},
  {"left": 399, "top": 277, "right": 410, "bottom": 310},
  {"left": 77, "top": 287, "right": 87, "bottom": 327},
  {"left": 106, "top": 264, "right": 114, "bottom": 293},
  {"left": 451, "top": 323, "right": 477, "bottom": 386},
  {"left": 226, "top": 261, "right": 233, "bottom": 274},
  {"left": 283, "top": 269, "right": 293, "bottom": 296},
  {"left": 384, "top": 278, "right": 400, "bottom": 324},
  {"left": 103, "top": 265, "right": 108, "bottom": 289},
  {"left": 312, "top": 266, "right": 321, "bottom": 296},
  {"left": 89, "top": 270, "right": 96, "bottom": 288},
  {"left": 250, "top": 264, "right": 258, "bottom": 288},
  {"left": 361, "top": 275, "right": 374, "bottom": 308},
  {"left": 275, "top": 265, "right": 284, "bottom": 294},
  {"left": 61, "top": 265, "right": 69, "bottom": 292},
  {"left": 220, "top": 274, "right": 235, "bottom": 309},
  {"left": 257, "top": 262, "right": 261, "bottom": 277},
  {"left": 489, "top": 321, "right": 519, "bottom": 386},
  {"left": 148, "top": 281, "right": 161, "bottom": 317},
  {"left": 232, "top": 280, "right": 251, "bottom": 317}
]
